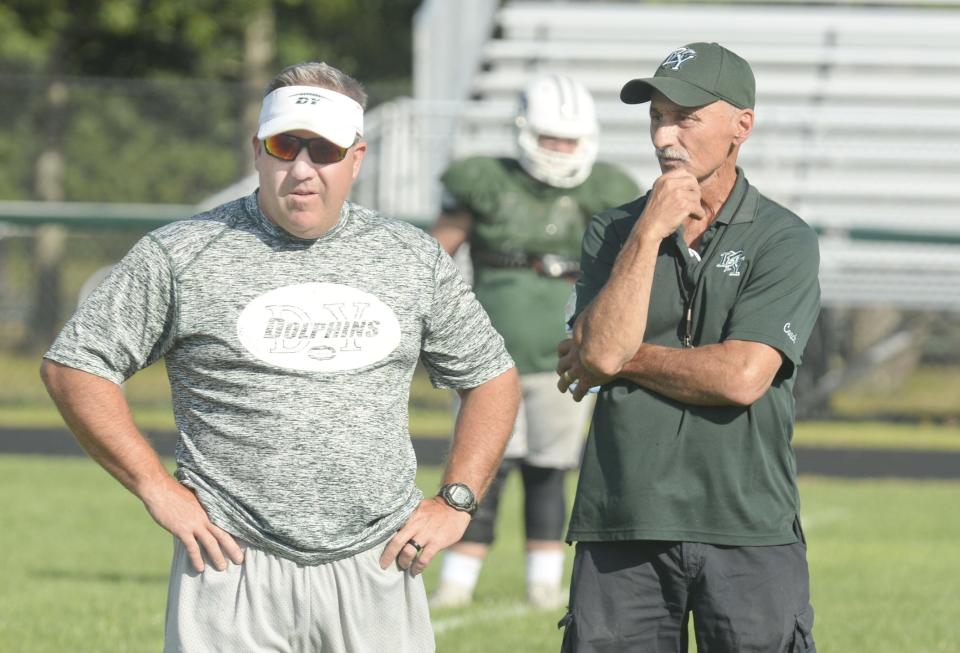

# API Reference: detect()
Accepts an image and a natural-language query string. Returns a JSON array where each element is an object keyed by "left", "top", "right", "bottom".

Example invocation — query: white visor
[{"left": 257, "top": 85, "right": 364, "bottom": 148}]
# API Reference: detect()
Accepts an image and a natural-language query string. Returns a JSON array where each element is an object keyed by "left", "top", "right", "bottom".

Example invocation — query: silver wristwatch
[{"left": 438, "top": 482, "right": 478, "bottom": 515}]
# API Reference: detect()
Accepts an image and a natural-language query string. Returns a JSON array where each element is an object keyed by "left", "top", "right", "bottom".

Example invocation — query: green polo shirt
[
  {"left": 441, "top": 157, "right": 640, "bottom": 374},
  {"left": 568, "top": 169, "right": 821, "bottom": 546}
]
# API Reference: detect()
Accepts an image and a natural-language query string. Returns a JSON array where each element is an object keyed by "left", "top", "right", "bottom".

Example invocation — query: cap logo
[
  {"left": 257, "top": 86, "right": 363, "bottom": 145},
  {"left": 661, "top": 47, "right": 697, "bottom": 71},
  {"left": 294, "top": 93, "right": 325, "bottom": 105}
]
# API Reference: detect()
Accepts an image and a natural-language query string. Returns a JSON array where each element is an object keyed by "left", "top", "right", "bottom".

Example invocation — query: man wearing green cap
[{"left": 556, "top": 43, "right": 819, "bottom": 652}]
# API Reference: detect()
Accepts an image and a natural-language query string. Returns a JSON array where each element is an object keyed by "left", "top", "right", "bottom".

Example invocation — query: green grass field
[
  {"left": 5, "top": 349, "right": 960, "bottom": 452},
  {"left": 0, "top": 456, "right": 957, "bottom": 652},
  {"left": 5, "top": 352, "right": 960, "bottom": 435}
]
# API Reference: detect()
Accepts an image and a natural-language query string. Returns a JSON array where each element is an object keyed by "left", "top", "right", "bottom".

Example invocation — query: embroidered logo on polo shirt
[
  {"left": 784, "top": 323, "right": 799, "bottom": 344},
  {"left": 236, "top": 282, "right": 401, "bottom": 372},
  {"left": 715, "top": 250, "right": 745, "bottom": 277},
  {"left": 661, "top": 47, "right": 697, "bottom": 71}
]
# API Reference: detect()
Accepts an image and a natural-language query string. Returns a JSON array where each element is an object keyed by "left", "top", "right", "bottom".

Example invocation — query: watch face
[
  {"left": 443, "top": 483, "right": 475, "bottom": 511},
  {"left": 449, "top": 485, "right": 471, "bottom": 505}
]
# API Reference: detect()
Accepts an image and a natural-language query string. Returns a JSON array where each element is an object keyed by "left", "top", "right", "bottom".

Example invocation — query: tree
[
  {"left": 1, "top": 0, "right": 422, "bottom": 86},
  {"left": 1, "top": 0, "right": 423, "bottom": 347}
]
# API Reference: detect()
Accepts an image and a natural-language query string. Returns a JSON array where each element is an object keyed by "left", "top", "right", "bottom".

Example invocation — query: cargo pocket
[
  {"left": 790, "top": 605, "right": 816, "bottom": 652},
  {"left": 558, "top": 611, "right": 576, "bottom": 652}
]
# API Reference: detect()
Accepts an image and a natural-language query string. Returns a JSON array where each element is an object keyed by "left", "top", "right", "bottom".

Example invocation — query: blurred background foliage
[
  {"left": 0, "top": 0, "right": 421, "bottom": 203},
  {"left": 0, "top": 0, "right": 425, "bottom": 353},
  {"left": 0, "top": 0, "right": 419, "bottom": 86}
]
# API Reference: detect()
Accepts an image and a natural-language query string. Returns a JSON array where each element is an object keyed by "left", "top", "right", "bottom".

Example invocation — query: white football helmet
[{"left": 515, "top": 74, "right": 599, "bottom": 188}]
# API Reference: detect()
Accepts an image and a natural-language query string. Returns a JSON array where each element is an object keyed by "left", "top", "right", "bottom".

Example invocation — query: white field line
[{"left": 433, "top": 600, "right": 557, "bottom": 634}]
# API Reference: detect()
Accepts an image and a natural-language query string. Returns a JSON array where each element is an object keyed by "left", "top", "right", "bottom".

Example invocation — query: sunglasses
[{"left": 262, "top": 133, "right": 352, "bottom": 164}]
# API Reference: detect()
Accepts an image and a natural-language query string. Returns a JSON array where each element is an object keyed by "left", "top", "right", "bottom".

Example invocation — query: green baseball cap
[{"left": 620, "top": 42, "right": 755, "bottom": 110}]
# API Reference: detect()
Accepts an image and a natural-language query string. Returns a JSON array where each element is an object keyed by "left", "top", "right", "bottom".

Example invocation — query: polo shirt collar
[
  {"left": 669, "top": 167, "right": 757, "bottom": 267},
  {"left": 714, "top": 167, "right": 756, "bottom": 225}
]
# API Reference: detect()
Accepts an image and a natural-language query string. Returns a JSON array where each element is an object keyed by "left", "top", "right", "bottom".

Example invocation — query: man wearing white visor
[{"left": 41, "top": 61, "right": 520, "bottom": 652}]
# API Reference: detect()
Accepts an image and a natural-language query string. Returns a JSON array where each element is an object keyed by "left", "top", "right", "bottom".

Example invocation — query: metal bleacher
[{"left": 365, "top": 0, "right": 960, "bottom": 311}]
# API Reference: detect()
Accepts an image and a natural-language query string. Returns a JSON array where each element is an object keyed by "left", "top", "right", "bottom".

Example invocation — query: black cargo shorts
[{"left": 559, "top": 520, "right": 815, "bottom": 653}]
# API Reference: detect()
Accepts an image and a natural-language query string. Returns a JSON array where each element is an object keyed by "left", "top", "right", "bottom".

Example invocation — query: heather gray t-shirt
[{"left": 46, "top": 193, "right": 514, "bottom": 564}]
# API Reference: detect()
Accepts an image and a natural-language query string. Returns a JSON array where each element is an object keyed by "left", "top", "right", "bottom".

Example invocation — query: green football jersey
[{"left": 441, "top": 157, "right": 640, "bottom": 374}]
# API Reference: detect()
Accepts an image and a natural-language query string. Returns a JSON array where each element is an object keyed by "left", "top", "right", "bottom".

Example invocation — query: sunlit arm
[
  {"left": 39, "top": 359, "right": 171, "bottom": 496},
  {"left": 444, "top": 366, "right": 521, "bottom": 497},
  {"left": 575, "top": 230, "right": 661, "bottom": 377},
  {"left": 378, "top": 366, "right": 520, "bottom": 575},
  {"left": 618, "top": 339, "right": 784, "bottom": 406},
  {"left": 39, "top": 359, "right": 243, "bottom": 573}
]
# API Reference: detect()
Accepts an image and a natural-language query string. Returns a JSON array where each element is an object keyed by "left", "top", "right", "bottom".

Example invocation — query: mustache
[{"left": 656, "top": 147, "right": 689, "bottom": 162}]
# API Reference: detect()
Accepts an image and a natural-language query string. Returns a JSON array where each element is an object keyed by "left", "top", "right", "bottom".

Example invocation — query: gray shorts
[
  {"left": 454, "top": 371, "right": 593, "bottom": 469},
  {"left": 561, "top": 521, "right": 816, "bottom": 653},
  {"left": 164, "top": 537, "right": 434, "bottom": 653}
]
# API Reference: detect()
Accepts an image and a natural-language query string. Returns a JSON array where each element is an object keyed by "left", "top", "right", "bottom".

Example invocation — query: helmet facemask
[{"left": 515, "top": 75, "right": 600, "bottom": 189}]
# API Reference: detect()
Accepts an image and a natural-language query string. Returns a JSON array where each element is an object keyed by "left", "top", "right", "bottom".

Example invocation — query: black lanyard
[{"left": 672, "top": 216, "right": 733, "bottom": 348}]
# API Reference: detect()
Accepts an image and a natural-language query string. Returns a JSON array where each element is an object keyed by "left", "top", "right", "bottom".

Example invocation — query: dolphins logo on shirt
[{"left": 237, "top": 282, "right": 401, "bottom": 372}]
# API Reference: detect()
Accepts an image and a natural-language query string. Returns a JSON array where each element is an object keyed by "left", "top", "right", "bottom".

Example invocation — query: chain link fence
[{"left": 0, "top": 75, "right": 253, "bottom": 352}]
